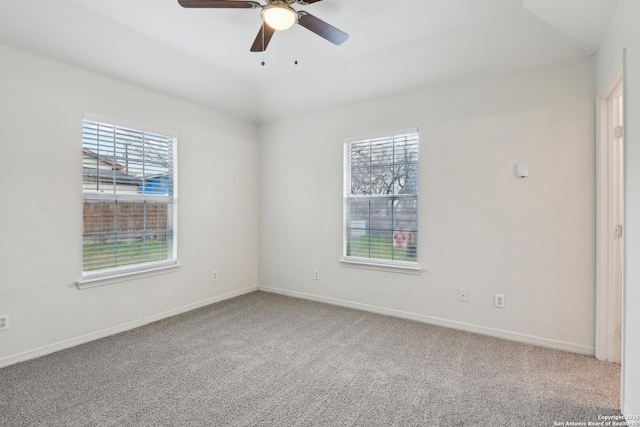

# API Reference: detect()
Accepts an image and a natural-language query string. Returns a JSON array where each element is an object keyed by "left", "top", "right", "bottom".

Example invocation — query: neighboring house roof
[
  {"left": 144, "top": 173, "right": 170, "bottom": 180},
  {"left": 82, "top": 148, "right": 124, "bottom": 170},
  {"left": 83, "top": 167, "right": 143, "bottom": 185},
  {"left": 83, "top": 149, "right": 144, "bottom": 185},
  {"left": 83, "top": 149, "right": 170, "bottom": 185}
]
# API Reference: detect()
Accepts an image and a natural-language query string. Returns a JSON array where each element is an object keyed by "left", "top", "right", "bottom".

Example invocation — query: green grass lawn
[
  {"left": 83, "top": 241, "right": 168, "bottom": 271},
  {"left": 348, "top": 235, "right": 416, "bottom": 262}
]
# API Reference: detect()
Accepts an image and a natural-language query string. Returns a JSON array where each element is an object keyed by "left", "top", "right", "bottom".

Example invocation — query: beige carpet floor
[{"left": 0, "top": 291, "right": 623, "bottom": 426}]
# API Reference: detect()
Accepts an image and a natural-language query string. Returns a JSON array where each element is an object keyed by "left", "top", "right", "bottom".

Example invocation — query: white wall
[
  {"left": 0, "top": 0, "right": 258, "bottom": 121},
  {"left": 0, "top": 44, "right": 259, "bottom": 364},
  {"left": 259, "top": 56, "right": 596, "bottom": 353},
  {"left": 597, "top": 0, "right": 640, "bottom": 416}
]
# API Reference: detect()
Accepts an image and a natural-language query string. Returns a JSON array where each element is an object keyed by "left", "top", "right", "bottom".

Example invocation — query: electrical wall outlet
[
  {"left": 495, "top": 294, "right": 505, "bottom": 308},
  {"left": 314, "top": 270, "right": 320, "bottom": 280},
  {"left": 458, "top": 288, "right": 468, "bottom": 302},
  {"left": 212, "top": 271, "right": 218, "bottom": 282},
  {"left": 0, "top": 315, "right": 9, "bottom": 331}
]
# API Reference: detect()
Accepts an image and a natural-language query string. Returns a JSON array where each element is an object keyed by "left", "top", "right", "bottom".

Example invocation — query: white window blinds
[
  {"left": 82, "top": 116, "right": 177, "bottom": 275},
  {"left": 344, "top": 129, "right": 419, "bottom": 264}
]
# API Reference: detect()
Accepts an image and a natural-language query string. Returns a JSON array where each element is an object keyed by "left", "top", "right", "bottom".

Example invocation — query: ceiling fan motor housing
[{"left": 262, "top": 2, "right": 299, "bottom": 30}]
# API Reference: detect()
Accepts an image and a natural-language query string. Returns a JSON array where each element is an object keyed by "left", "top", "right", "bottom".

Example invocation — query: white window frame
[
  {"left": 77, "top": 114, "right": 180, "bottom": 289},
  {"left": 341, "top": 128, "right": 421, "bottom": 274}
]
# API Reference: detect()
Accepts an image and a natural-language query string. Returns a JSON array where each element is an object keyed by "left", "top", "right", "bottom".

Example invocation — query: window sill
[
  {"left": 339, "top": 258, "right": 421, "bottom": 275},
  {"left": 77, "top": 262, "right": 182, "bottom": 289}
]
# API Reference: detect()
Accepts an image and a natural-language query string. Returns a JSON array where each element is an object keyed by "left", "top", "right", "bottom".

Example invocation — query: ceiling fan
[{"left": 178, "top": 0, "right": 349, "bottom": 52}]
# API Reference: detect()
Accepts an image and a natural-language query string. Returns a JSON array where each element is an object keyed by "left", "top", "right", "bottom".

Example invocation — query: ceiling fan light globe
[{"left": 262, "top": 5, "right": 297, "bottom": 31}]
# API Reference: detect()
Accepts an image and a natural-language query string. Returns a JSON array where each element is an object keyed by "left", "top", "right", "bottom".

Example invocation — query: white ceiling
[{"left": 0, "top": 0, "right": 619, "bottom": 122}]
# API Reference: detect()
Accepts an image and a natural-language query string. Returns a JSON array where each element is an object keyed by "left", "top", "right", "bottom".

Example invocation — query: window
[
  {"left": 81, "top": 115, "right": 177, "bottom": 282},
  {"left": 343, "top": 129, "right": 419, "bottom": 269}
]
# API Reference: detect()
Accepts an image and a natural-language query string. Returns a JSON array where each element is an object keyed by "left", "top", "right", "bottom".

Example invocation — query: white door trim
[{"left": 595, "top": 68, "right": 623, "bottom": 363}]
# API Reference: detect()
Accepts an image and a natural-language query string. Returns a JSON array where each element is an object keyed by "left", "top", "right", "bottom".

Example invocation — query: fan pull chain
[
  {"left": 294, "top": 30, "right": 299, "bottom": 65},
  {"left": 261, "top": 21, "right": 266, "bottom": 66}
]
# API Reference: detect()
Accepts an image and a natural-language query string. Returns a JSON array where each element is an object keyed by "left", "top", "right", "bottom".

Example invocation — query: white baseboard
[
  {"left": 0, "top": 285, "right": 258, "bottom": 369},
  {"left": 258, "top": 285, "right": 595, "bottom": 356}
]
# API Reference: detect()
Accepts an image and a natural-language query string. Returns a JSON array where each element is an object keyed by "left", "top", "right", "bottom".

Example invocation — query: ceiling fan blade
[
  {"left": 250, "top": 24, "right": 276, "bottom": 52},
  {"left": 178, "top": 0, "right": 259, "bottom": 8},
  {"left": 296, "top": 0, "right": 324, "bottom": 4},
  {"left": 297, "top": 12, "right": 349, "bottom": 45}
]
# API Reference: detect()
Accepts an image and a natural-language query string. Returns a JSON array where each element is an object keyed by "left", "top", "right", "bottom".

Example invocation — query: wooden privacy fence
[{"left": 83, "top": 200, "right": 169, "bottom": 244}]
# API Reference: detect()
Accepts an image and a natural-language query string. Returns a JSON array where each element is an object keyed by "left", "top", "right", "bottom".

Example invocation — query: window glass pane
[
  {"left": 344, "top": 130, "right": 419, "bottom": 264},
  {"left": 347, "top": 199, "right": 370, "bottom": 228},
  {"left": 83, "top": 199, "right": 172, "bottom": 271},
  {"left": 393, "top": 135, "right": 418, "bottom": 195},
  {"left": 370, "top": 139, "right": 395, "bottom": 167},
  {"left": 347, "top": 229, "right": 371, "bottom": 258},
  {"left": 369, "top": 199, "right": 393, "bottom": 232},
  {"left": 370, "top": 165, "right": 394, "bottom": 195},
  {"left": 350, "top": 166, "right": 371, "bottom": 195},
  {"left": 83, "top": 122, "right": 174, "bottom": 196},
  {"left": 369, "top": 229, "right": 394, "bottom": 261},
  {"left": 350, "top": 141, "right": 371, "bottom": 169},
  {"left": 393, "top": 162, "right": 418, "bottom": 195},
  {"left": 392, "top": 199, "right": 418, "bottom": 231},
  {"left": 82, "top": 118, "right": 176, "bottom": 274},
  {"left": 392, "top": 199, "right": 417, "bottom": 261},
  {"left": 347, "top": 198, "right": 418, "bottom": 262}
]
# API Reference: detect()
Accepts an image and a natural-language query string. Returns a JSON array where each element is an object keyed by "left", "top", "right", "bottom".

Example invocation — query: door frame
[{"left": 595, "top": 67, "right": 624, "bottom": 364}]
